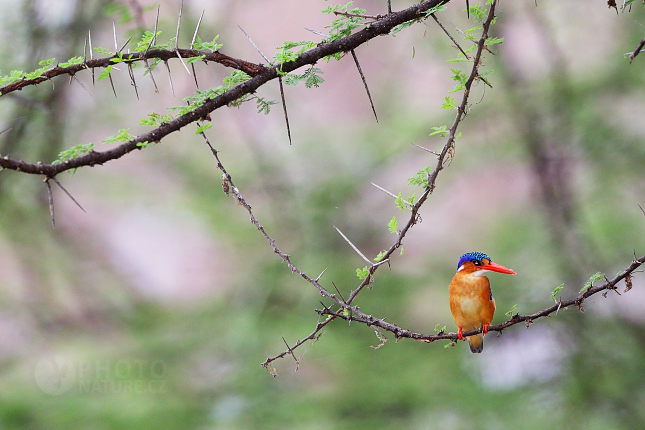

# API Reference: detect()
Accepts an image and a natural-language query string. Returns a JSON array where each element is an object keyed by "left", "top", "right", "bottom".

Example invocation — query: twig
[
  {"left": 190, "top": 10, "right": 205, "bottom": 88},
  {"left": 282, "top": 337, "right": 299, "bottom": 364},
  {"left": 370, "top": 182, "right": 413, "bottom": 208},
  {"left": 431, "top": 13, "right": 469, "bottom": 59},
  {"left": 332, "top": 282, "right": 351, "bottom": 325},
  {"left": 237, "top": 25, "right": 271, "bottom": 64},
  {"left": 315, "top": 268, "right": 328, "bottom": 282},
  {"left": 142, "top": 6, "right": 160, "bottom": 93},
  {"left": 127, "top": 64, "right": 139, "bottom": 99},
  {"left": 50, "top": 177, "right": 86, "bottom": 213},
  {"left": 262, "top": 317, "right": 334, "bottom": 370},
  {"left": 333, "top": 11, "right": 385, "bottom": 20},
  {"left": 174, "top": 2, "right": 191, "bottom": 76},
  {"left": 116, "top": 36, "right": 133, "bottom": 55},
  {"left": 350, "top": 49, "right": 378, "bottom": 122},
  {"left": 198, "top": 129, "right": 348, "bottom": 371},
  {"left": 113, "top": 21, "right": 118, "bottom": 52},
  {"left": 411, "top": 142, "right": 440, "bottom": 155},
  {"left": 629, "top": 36, "right": 645, "bottom": 64},
  {"left": 45, "top": 178, "right": 55, "bottom": 228},
  {"left": 304, "top": 28, "right": 328, "bottom": 38},
  {"left": 164, "top": 61, "right": 175, "bottom": 96},
  {"left": 174, "top": 2, "right": 183, "bottom": 51},
  {"left": 278, "top": 77, "right": 292, "bottom": 144},
  {"left": 72, "top": 74, "right": 92, "bottom": 97},
  {"left": 334, "top": 226, "right": 373, "bottom": 265},
  {"left": 88, "top": 29, "right": 95, "bottom": 87},
  {"left": 108, "top": 73, "right": 117, "bottom": 98}
]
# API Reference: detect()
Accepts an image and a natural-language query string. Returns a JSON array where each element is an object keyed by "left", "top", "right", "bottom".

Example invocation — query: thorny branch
[
  {"left": 0, "top": 0, "right": 451, "bottom": 176},
  {"left": 316, "top": 255, "right": 645, "bottom": 343},
  {"left": 0, "top": 48, "right": 267, "bottom": 96},
  {"left": 262, "top": 0, "right": 500, "bottom": 370},
  {"left": 628, "top": 36, "right": 645, "bottom": 63}
]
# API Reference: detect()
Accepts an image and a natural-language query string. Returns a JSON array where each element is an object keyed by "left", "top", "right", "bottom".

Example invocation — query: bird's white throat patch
[{"left": 472, "top": 269, "right": 490, "bottom": 277}]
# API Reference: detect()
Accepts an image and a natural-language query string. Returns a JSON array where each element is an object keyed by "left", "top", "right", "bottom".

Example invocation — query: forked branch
[{"left": 262, "top": 0, "right": 499, "bottom": 370}]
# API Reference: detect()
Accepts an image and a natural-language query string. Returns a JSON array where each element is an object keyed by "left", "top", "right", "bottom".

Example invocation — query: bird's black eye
[{"left": 473, "top": 260, "right": 481, "bottom": 266}]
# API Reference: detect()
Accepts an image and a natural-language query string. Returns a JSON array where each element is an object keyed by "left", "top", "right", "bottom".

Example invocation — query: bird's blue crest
[{"left": 457, "top": 251, "right": 491, "bottom": 268}]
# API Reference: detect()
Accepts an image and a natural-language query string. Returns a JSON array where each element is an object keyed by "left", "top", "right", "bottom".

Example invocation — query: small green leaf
[
  {"left": 195, "top": 123, "right": 212, "bottom": 134},
  {"left": 273, "top": 40, "right": 316, "bottom": 67},
  {"left": 374, "top": 250, "right": 387, "bottom": 262},
  {"left": 186, "top": 55, "right": 206, "bottom": 64},
  {"left": 356, "top": 266, "right": 369, "bottom": 280},
  {"left": 441, "top": 96, "right": 456, "bottom": 110},
  {"left": 580, "top": 272, "right": 605, "bottom": 293},
  {"left": 429, "top": 125, "right": 448, "bottom": 137},
  {"left": 392, "top": 19, "right": 420, "bottom": 36},
  {"left": 102, "top": 128, "right": 135, "bottom": 144},
  {"left": 94, "top": 46, "right": 113, "bottom": 56},
  {"left": 97, "top": 65, "right": 113, "bottom": 81},
  {"left": 135, "top": 30, "right": 162, "bottom": 52},
  {"left": 0, "top": 70, "right": 26, "bottom": 85},
  {"left": 139, "top": 112, "right": 173, "bottom": 126},
  {"left": 54, "top": 143, "right": 95, "bottom": 164},
  {"left": 550, "top": 284, "right": 564, "bottom": 302},
  {"left": 434, "top": 324, "right": 446, "bottom": 333},
  {"left": 256, "top": 97, "right": 277, "bottom": 115},
  {"left": 505, "top": 304, "right": 517, "bottom": 316},
  {"left": 395, "top": 192, "right": 406, "bottom": 210},
  {"left": 191, "top": 35, "right": 223, "bottom": 52},
  {"left": 408, "top": 166, "right": 432, "bottom": 187},
  {"left": 388, "top": 216, "right": 397, "bottom": 234},
  {"left": 58, "top": 56, "right": 84, "bottom": 68},
  {"left": 487, "top": 37, "right": 504, "bottom": 45}
]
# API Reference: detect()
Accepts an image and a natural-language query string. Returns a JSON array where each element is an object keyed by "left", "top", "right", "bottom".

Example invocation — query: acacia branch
[
  {"left": 263, "top": 0, "right": 498, "bottom": 368},
  {"left": 316, "top": 255, "right": 645, "bottom": 343},
  {"left": 0, "top": 0, "right": 450, "bottom": 176},
  {"left": 0, "top": 49, "right": 267, "bottom": 96}
]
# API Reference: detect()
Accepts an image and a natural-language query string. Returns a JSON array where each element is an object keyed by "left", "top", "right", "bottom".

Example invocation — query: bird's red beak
[{"left": 481, "top": 262, "right": 516, "bottom": 275}]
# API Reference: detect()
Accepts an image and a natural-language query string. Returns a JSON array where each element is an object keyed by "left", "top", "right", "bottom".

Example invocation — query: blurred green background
[{"left": 1, "top": 0, "right": 645, "bottom": 429}]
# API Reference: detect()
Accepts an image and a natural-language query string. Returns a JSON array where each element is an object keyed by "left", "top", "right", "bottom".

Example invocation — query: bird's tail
[{"left": 467, "top": 333, "right": 484, "bottom": 354}]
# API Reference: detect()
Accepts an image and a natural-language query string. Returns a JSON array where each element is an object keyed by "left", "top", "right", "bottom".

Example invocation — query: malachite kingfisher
[{"left": 449, "top": 252, "right": 516, "bottom": 354}]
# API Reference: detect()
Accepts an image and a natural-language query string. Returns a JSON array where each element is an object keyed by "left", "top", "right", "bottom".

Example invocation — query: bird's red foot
[
  {"left": 457, "top": 327, "right": 464, "bottom": 340},
  {"left": 482, "top": 323, "right": 490, "bottom": 335}
]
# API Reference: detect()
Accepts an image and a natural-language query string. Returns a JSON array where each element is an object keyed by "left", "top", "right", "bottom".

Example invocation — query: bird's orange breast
[{"left": 449, "top": 272, "right": 496, "bottom": 331}]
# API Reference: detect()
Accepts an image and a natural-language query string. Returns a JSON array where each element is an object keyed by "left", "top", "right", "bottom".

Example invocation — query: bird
[{"left": 449, "top": 251, "right": 516, "bottom": 353}]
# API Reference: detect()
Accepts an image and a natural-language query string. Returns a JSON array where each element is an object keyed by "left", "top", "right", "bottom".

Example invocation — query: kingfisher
[{"left": 449, "top": 252, "right": 516, "bottom": 353}]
